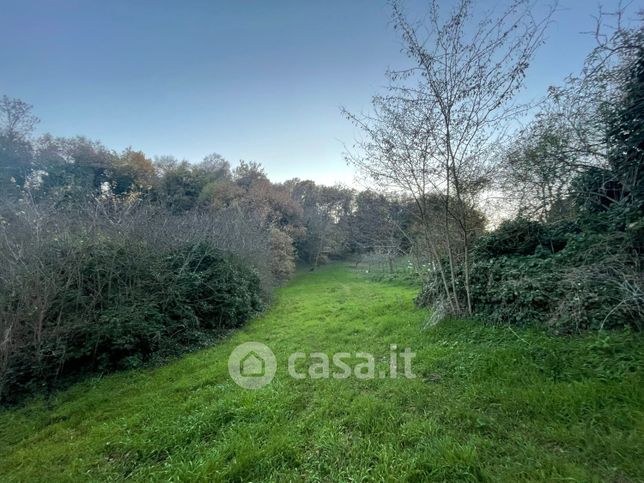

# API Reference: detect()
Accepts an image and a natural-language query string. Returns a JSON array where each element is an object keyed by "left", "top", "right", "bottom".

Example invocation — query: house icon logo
[
  {"left": 240, "top": 351, "right": 265, "bottom": 377},
  {"left": 228, "top": 342, "right": 276, "bottom": 389}
]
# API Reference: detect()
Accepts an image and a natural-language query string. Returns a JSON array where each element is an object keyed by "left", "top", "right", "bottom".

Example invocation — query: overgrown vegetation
[
  {"left": 0, "top": 0, "right": 641, "bottom": 455},
  {"left": 417, "top": 213, "right": 643, "bottom": 330},
  {"left": 0, "top": 265, "right": 641, "bottom": 481},
  {"left": 417, "top": 10, "right": 643, "bottom": 330},
  {"left": 348, "top": 0, "right": 643, "bottom": 331},
  {"left": 0, "top": 95, "right": 415, "bottom": 402},
  {"left": 0, "top": 125, "right": 363, "bottom": 402},
  {"left": 0, "top": 201, "right": 268, "bottom": 402}
]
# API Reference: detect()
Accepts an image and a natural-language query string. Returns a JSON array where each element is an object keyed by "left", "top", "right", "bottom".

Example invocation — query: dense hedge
[
  {"left": 417, "top": 208, "right": 643, "bottom": 332},
  {"left": 0, "top": 239, "right": 263, "bottom": 403}
]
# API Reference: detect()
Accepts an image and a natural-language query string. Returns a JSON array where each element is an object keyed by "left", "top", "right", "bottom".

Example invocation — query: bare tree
[
  {"left": 0, "top": 95, "right": 39, "bottom": 141},
  {"left": 344, "top": 0, "right": 552, "bottom": 316}
]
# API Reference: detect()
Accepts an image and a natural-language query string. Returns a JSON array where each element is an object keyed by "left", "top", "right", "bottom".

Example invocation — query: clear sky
[{"left": 0, "top": 0, "right": 627, "bottom": 185}]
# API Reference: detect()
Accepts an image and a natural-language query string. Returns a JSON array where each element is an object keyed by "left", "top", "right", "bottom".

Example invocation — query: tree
[
  {"left": 608, "top": 45, "right": 644, "bottom": 204},
  {"left": 233, "top": 160, "right": 268, "bottom": 189},
  {"left": 155, "top": 159, "right": 204, "bottom": 212},
  {"left": 500, "top": 121, "right": 575, "bottom": 221},
  {"left": 344, "top": 0, "right": 551, "bottom": 315},
  {"left": 499, "top": 6, "right": 644, "bottom": 218},
  {"left": 111, "top": 148, "right": 155, "bottom": 195},
  {"left": 287, "top": 180, "right": 353, "bottom": 267},
  {"left": 349, "top": 191, "right": 411, "bottom": 272},
  {"left": 0, "top": 96, "right": 39, "bottom": 142},
  {"left": 0, "top": 96, "right": 39, "bottom": 193},
  {"left": 31, "top": 136, "right": 116, "bottom": 202},
  {"left": 192, "top": 153, "right": 234, "bottom": 206}
]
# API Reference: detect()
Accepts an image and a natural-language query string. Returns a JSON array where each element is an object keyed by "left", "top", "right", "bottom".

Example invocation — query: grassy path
[{"left": 0, "top": 264, "right": 642, "bottom": 481}]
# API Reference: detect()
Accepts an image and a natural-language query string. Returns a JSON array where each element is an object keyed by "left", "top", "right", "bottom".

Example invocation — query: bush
[
  {"left": 474, "top": 218, "right": 545, "bottom": 257},
  {"left": 0, "top": 237, "right": 263, "bottom": 403},
  {"left": 418, "top": 204, "right": 643, "bottom": 332}
]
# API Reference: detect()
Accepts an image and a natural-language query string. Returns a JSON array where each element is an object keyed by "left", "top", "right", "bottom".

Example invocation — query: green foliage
[
  {"left": 474, "top": 218, "right": 546, "bottom": 257},
  {"left": 0, "top": 238, "right": 263, "bottom": 403},
  {"left": 570, "top": 167, "right": 625, "bottom": 213},
  {"left": 419, "top": 202, "right": 643, "bottom": 331},
  {"left": 608, "top": 45, "right": 644, "bottom": 204},
  {"left": 168, "top": 242, "right": 263, "bottom": 327},
  {"left": 0, "top": 134, "right": 32, "bottom": 191},
  {"left": 269, "top": 228, "right": 296, "bottom": 283},
  {"left": 0, "top": 265, "right": 642, "bottom": 481}
]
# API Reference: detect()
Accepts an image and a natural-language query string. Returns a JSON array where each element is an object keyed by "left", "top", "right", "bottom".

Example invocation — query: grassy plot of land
[{"left": 0, "top": 264, "right": 642, "bottom": 481}]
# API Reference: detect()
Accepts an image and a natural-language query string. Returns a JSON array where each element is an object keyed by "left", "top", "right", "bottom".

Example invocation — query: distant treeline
[
  {"left": 0, "top": 96, "right": 430, "bottom": 402},
  {"left": 1, "top": 0, "right": 642, "bottom": 403}
]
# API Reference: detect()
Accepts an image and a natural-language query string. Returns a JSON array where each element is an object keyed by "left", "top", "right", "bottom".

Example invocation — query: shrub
[
  {"left": 474, "top": 218, "right": 545, "bottom": 257},
  {"left": 418, "top": 204, "right": 643, "bottom": 332},
  {"left": 0, "top": 237, "right": 263, "bottom": 403}
]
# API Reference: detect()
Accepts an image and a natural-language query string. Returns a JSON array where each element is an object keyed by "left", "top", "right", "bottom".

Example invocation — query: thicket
[
  {"left": 0, "top": 200, "right": 268, "bottom": 403},
  {"left": 417, "top": 207, "right": 643, "bottom": 330},
  {"left": 418, "top": 26, "right": 644, "bottom": 331}
]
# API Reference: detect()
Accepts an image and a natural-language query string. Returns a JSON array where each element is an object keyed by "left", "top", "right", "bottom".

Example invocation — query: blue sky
[{"left": 0, "top": 0, "right": 626, "bottom": 185}]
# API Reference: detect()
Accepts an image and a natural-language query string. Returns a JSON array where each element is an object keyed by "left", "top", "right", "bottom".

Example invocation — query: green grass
[{"left": 1, "top": 264, "right": 643, "bottom": 481}]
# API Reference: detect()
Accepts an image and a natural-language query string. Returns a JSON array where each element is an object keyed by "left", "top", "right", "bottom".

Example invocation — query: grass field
[{"left": 1, "top": 264, "right": 643, "bottom": 481}]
